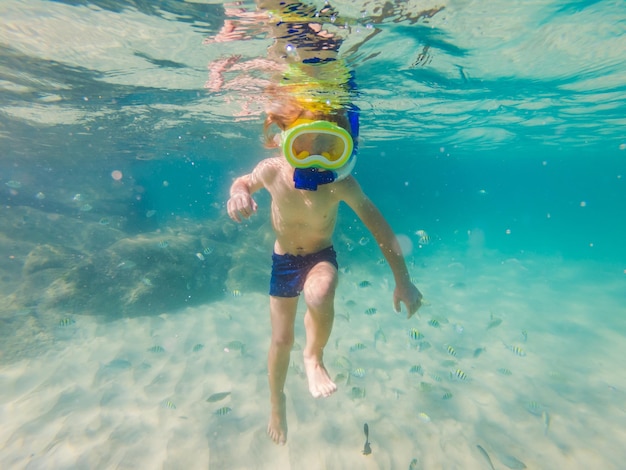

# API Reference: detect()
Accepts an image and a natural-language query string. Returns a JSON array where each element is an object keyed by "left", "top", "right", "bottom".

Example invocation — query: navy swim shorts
[{"left": 269, "top": 246, "right": 338, "bottom": 298}]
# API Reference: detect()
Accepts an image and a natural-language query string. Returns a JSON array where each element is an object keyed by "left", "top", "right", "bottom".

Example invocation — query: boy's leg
[
  {"left": 302, "top": 261, "right": 338, "bottom": 398},
  {"left": 267, "top": 295, "right": 298, "bottom": 445}
]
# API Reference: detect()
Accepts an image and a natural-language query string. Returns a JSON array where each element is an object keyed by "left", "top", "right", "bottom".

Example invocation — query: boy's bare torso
[{"left": 254, "top": 157, "right": 343, "bottom": 256}]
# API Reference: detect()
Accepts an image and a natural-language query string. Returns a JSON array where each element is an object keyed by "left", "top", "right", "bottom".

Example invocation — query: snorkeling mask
[{"left": 281, "top": 118, "right": 358, "bottom": 190}]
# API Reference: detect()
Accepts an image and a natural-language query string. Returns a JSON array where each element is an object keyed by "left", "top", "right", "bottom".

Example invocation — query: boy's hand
[
  {"left": 393, "top": 281, "right": 423, "bottom": 319},
  {"left": 227, "top": 192, "right": 258, "bottom": 222}
]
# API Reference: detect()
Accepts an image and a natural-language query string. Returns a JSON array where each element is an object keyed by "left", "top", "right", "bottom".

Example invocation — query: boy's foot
[
  {"left": 303, "top": 354, "right": 337, "bottom": 398},
  {"left": 267, "top": 393, "right": 288, "bottom": 445}
]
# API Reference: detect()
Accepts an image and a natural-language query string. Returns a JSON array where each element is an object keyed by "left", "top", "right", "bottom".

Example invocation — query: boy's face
[{"left": 291, "top": 131, "right": 342, "bottom": 158}]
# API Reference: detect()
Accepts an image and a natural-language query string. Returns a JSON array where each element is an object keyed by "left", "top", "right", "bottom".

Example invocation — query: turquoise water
[{"left": 1, "top": 1, "right": 626, "bottom": 468}]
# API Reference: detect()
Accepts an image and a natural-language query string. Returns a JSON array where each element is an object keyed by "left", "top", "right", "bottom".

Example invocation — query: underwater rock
[{"left": 22, "top": 244, "right": 84, "bottom": 276}]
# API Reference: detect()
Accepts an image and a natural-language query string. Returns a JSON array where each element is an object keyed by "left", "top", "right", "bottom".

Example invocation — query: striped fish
[
  {"left": 349, "top": 342, "right": 367, "bottom": 352},
  {"left": 408, "top": 328, "right": 424, "bottom": 341},
  {"left": 451, "top": 368, "right": 469, "bottom": 381},
  {"left": 215, "top": 406, "right": 232, "bottom": 416},
  {"left": 162, "top": 400, "right": 176, "bottom": 410},
  {"left": 504, "top": 342, "right": 526, "bottom": 357},
  {"left": 58, "top": 317, "right": 76, "bottom": 327},
  {"left": 447, "top": 345, "right": 457, "bottom": 357}
]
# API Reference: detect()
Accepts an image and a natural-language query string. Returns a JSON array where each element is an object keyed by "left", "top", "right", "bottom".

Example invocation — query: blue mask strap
[{"left": 293, "top": 168, "right": 336, "bottom": 191}]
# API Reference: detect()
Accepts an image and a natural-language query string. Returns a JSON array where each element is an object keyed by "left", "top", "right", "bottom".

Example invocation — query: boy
[{"left": 226, "top": 101, "right": 422, "bottom": 445}]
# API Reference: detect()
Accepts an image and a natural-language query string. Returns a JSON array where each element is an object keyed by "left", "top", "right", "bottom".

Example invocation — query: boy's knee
[
  {"left": 271, "top": 332, "right": 295, "bottom": 349},
  {"left": 304, "top": 276, "right": 337, "bottom": 310}
]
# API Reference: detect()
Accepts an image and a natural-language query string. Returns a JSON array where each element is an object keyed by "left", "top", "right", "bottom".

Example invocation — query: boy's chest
[{"left": 271, "top": 178, "right": 339, "bottom": 220}]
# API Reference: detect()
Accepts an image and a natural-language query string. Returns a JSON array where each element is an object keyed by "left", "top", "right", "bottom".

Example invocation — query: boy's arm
[
  {"left": 227, "top": 159, "right": 273, "bottom": 223},
  {"left": 338, "top": 177, "right": 423, "bottom": 318}
]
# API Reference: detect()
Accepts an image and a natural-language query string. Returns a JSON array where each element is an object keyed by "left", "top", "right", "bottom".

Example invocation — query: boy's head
[
  {"left": 262, "top": 94, "right": 358, "bottom": 191},
  {"left": 263, "top": 94, "right": 352, "bottom": 148}
]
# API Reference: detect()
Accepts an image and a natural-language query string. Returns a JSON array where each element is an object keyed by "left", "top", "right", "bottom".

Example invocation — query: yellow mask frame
[{"left": 282, "top": 120, "right": 354, "bottom": 170}]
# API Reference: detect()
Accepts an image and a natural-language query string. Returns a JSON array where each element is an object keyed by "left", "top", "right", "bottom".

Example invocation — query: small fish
[
  {"left": 336, "top": 312, "right": 351, "bottom": 322},
  {"left": 487, "top": 313, "right": 502, "bottom": 330},
  {"left": 473, "top": 347, "right": 486, "bottom": 358},
  {"left": 192, "top": 343, "right": 204, "bottom": 352},
  {"left": 79, "top": 204, "right": 93, "bottom": 212},
  {"left": 158, "top": 240, "right": 169, "bottom": 248},
  {"left": 206, "top": 391, "right": 231, "bottom": 403},
  {"left": 542, "top": 410, "right": 551, "bottom": 435},
  {"left": 224, "top": 340, "right": 245, "bottom": 354},
  {"left": 497, "top": 368, "right": 513, "bottom": 376},
  {"left": 442, "top": 391, "right": 453, "bottom": 400},
  {"left": 408, "top": 328, "right": 424, "bottom": 341},
  {"left": 430, "top": 373, "right": 443, "bottom": 382},
  {"left": 35, "top": 191, "right": 46, "bottom": 200},
  {"left": 58, "top": 317, "right": 76, "bottom": 327},
  {"left": 451, "top": 369, "right": 468, "bottom": 381},
  {"left": 415, "top": 229, "right": 430, "bottom": 245},
  {"left": 376, "top": 258, "right": 386, "bottom": 265},
  {"left": 504, "top": 342, "right": 526, "bottom": 357},
  {"left": 476, "top": 445, "right": 496, "bottom": 470},
  {"left": 72, "top": 193, "right": 82, "bottom": 201},
  {"left": 358, "top": 237, "right": 370, "bottom": 246},
  {"left": 417, "top": 412, "right": 431, "bottom": 423},
  {"left": 409, "top": 458, "right": 420, "bottom": 470},
  {"left": 231, "top": 289, "right": 242, "bottom": 297},
  {"left": 202, "top": 247, "right": 214, "bottom": 255},
  {"left": 146, "top": 210, "right": 157, "bottom": 218},
  {"left": 214, "top": 406, "right": 232, "bottom": 416},
  {"left": 418, "top": 340, "right": 431, "bottom": 351},
  {"left": 409, "top": 365, "right": 424, "bottom": 375},
  {"left": 98, "top": 217, "right": 110, "bottom": 225},
  {"left": 497, "top": 454, "right": 527, "bottom": 469},
  {"left": 364, "top": 307, "right": 377, "bottom": 316},
  {"left": 419, "top": 382, "right": 433, "bottom": 392},
  {"left": 428, "top": 318, "right": 440, "bottom": 328},
  {"left": 351, "top": 367, "right": 366, "bottom": 378},
  {"left": 334, "top": 372, "right": 349, "bottom": 384},
  {"left": 525, "top": 400, "right": 544, "bottom": 416},
  {"left": 350, "top": 386, "right": 366, "bottom": 399},
  {"left": 374, "top": 327, "right": 387, "bottom": 344},
  {"left": 5, "top": 180, "right": 22, "bottom": 189},
  {"left": 147, "top": 345, "right": 165, "bottom": 353},
  {"left": 447, "top": 345, "right": 457, "bottom": 357},
  {"left": 195, "top": 252, "right": 205, "bottom": 261},
  {"left": 334, "top": 356, "right": 352, "bottom": 370},
  {"left": 362, "top": 423, "right": 372, "bottom": 455},
  {"left": 358, "top": 280, "right": 372, "bottom": 288},
  {"left": 162, "top": 400, "right": 176, "bottom": 410},
  {"left": 349, "top": 342, "right": 367, "bottom": 352},
  {"left": 141, "top": 277, "right": 153, "bottom": 286}
]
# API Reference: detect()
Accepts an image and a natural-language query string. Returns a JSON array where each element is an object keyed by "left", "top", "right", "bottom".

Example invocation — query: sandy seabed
[{"left": 1, "top": 248, "right": 625, "bottom": 470}]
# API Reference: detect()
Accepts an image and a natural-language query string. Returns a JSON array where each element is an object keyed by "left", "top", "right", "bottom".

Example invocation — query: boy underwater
[{"left": 227, "top": 96, "right": 423, "bottom": 445}]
